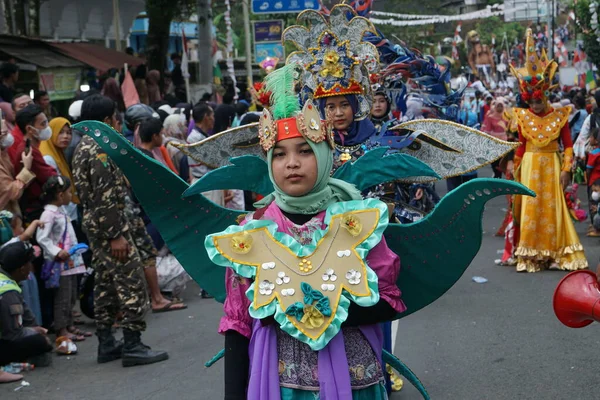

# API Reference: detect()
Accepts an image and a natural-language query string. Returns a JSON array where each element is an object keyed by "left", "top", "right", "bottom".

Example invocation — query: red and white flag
[{"left": 121, "top": 69, "right": 140, "bottom": 108}]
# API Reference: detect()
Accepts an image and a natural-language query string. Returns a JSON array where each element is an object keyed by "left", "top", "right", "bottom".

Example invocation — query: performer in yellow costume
[{"left": 511, "top": 29, "right": 588, "bottom": 273}]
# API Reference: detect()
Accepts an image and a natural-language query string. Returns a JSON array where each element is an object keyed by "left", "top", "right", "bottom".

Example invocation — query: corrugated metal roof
[
  {"left": 0, "top": 35, "right": 84, "bottom": 68},
  {"left": 48, "top": 42, "right": 145, "bottom": 74}
]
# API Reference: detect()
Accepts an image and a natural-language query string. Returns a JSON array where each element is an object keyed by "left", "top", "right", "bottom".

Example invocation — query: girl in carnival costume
[
  {"left": 510, "top": 29, "right": 588, "bottom": 273},
  {"left": 214, "top": 63, "right": 404, "bottom": 399}
]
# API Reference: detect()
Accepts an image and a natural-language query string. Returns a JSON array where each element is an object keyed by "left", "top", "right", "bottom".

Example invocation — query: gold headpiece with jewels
[
  {"left": 257, "top": 63, "right": 334, "bottom": 152},
  {"left": 283, "top": 4, "right": 380, "bottom": 120},
  {"left": 509, "top": 28, "right": 558, "bottom": 103}
]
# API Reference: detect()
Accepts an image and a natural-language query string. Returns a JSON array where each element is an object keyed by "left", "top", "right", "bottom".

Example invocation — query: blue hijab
[{"left": 319, "top": 95, "right": 377, "bottom": 146}]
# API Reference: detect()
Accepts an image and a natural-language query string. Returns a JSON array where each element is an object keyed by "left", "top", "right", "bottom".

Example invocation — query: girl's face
[
  {"left": 325, "top": 96, "right": 353, "bottom": 131},
  {"left": 271, "top": 137, "right": 318, "bottom": 197},
  {"left": 494, "top": 102, "right": 505, "bottom": 113},
  {"left": 57, "top": 188, "right": 72, "bottom": 206},
  {"left": 56, "top": 125, "right": 72, "bottom": 150},
  {"left": 529, "top": 98, "right": 546, "bottom": 114},
  {"left": 371, "top": 95, "right": 388, "bottom": 118}
]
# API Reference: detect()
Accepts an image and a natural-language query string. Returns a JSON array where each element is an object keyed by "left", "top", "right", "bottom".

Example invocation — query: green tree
[
  {"left": 145, "top": 0, "right": 196, "bottom": 73},
  {"left": 574, "top": 0, "right": 600, "bottom": 66}
]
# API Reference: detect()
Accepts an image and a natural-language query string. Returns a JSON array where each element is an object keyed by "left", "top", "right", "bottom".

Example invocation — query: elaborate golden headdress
[{"left": 509, "top": 28, "right": 558, "bottom": 103}]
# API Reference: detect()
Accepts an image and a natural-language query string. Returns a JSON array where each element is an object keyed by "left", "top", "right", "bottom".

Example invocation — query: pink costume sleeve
[
  {"left": 366, "top": 236, "right": 407, "bottom": 313},
  {"left": 217, "top": 217, "right": 254, "bottom": 339}
]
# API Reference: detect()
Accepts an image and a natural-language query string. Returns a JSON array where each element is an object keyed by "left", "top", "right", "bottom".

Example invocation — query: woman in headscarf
[
  {"left": 481, "top": 97, "right": 508, "bottom": 178},
  {"left": 39, "top": 118, "right": 79, "bottom": 223},
  {"left": 162, "top": 113, "right": 190, "bottom": 182},
  {"left": 101, "top": 77, "right": 125, "bottom": 112},
  {"left": 146, "top": 70, "right": 162, "bottom": 105},
  {"left": 318, "top": 94, "right": 377, "bottom": 172}
]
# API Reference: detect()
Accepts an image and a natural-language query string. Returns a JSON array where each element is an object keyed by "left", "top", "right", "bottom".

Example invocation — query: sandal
[
  {"left": 152, "top": 301, "right": 188, "bottom": 313},
  {"left": 587, "top": 230, "right": 600, "bottom": 237},
  {"left": 55, "top": 336, "right": 78, "bottom": 355},
  {"left": 68, "top": 327, "right": 93, "bottom": 338},
  {"left": 72, "top": 311, "right": 82, "bottom": 318}
]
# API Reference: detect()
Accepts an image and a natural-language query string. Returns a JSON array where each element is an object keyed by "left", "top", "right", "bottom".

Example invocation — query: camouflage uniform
[{"left": 72, "top": 135, "right": 152, "bottom": 332}]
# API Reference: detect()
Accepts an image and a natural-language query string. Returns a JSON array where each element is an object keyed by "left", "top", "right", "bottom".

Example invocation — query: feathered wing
[
  {"left": 387, "top": 178, "right": 535, "bottom": 318},
  {"left": 184, "top": 155, "right": 273, "bottom": 197},
  {"left": 331, "top": 147, "right": 440, "bottom": 190},
  {"left": 390, "top": 119, "right": 519, "bottom": 182},
  {"left": 173, "top": 123, "right": 264, "bottom": 169},
  {"left": 73, "top": 121, "right": 238, "bottom": 302}
]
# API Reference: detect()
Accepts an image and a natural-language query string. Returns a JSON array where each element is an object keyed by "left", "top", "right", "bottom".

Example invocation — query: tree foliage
[
  {"left": 145, "top": 0, "right": 196, "bottom": 73},
  {"left": 474, "top": 16, "right": 526, "bottom": 51},
  {"left": 574, "top": 0, "right": 600, "bottom": 66}
]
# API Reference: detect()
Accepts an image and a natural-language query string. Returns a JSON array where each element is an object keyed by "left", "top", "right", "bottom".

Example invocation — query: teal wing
[
  {"left": 73, "top": 121, "right": 240, "bottom": 303},
  {"left": 386, "top": 178, "right": 535, "bottom": 318},
  {"left": 183, "top": 155, "right": 273, "bottom": 198},
  {"left": 331, "top": 147, "right": 440, "bottom": 190}
]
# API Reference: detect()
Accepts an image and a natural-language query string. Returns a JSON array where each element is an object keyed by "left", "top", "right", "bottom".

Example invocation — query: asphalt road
[{"left": 2, "top": 182, "right": 600, "bottom": 400}]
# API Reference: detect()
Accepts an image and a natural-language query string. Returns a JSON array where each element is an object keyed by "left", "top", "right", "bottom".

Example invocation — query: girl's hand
[
  {"left": 57, "top": 250, "right": 70, "bottom": 261},
  {"left": 20, "top": 220, "right": 43, "bottom": 241},
  {"left": 560, "top": 171, "right": 571, "bottom": 191}
]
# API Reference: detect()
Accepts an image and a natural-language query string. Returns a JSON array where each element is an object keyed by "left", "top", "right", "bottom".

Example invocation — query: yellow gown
[{"left": 513, "top": 107, "right": 588, "bottom": 273}]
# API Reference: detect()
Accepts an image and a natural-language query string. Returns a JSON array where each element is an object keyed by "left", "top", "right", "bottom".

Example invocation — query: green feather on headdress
[{"left": 264, "top": 63, "right": 301, "bottom": 120}]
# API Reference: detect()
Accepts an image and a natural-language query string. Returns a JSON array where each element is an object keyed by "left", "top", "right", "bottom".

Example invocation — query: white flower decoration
[
  {"left": 322, "top": 268, "right": 337, "bottom": 282},
  {"left": 281, "top": 288, "right": 296, "bottom": 297},
  {"left": 346, "top": 269, "right": 362, "bottom": 285},
  {"left": 321, "top": 283, "right": 335, "bottom": 292},
  {"left": 276, "top": 271, "right": 291, "bottom": 285},
  {"left": 259, "top": 280, "right": 275, "bottom": 295}
]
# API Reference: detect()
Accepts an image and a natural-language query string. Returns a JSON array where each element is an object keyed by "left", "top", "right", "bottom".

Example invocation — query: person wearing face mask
[
  {"left": 0, "top": 117, "right": 35, "bottom": 216},
  {"left": 11, "top": 105, "right": 57, "bottom": 222}
]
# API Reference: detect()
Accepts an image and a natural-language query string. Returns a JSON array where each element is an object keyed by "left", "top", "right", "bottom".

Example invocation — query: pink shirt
[
  {"left": 481, "top": 113, "right": 508, "bottom": 141},
  {"left": 218, "top": 202, "right": 406, "bottom": 338}
]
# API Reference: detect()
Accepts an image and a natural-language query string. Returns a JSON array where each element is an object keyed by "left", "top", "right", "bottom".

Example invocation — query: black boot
[
  {"left": 97, "top": 329, "right": 124, "bottom": 364},
  {"left": 121, "top": 329, "right": 168, "bottom": 367}
]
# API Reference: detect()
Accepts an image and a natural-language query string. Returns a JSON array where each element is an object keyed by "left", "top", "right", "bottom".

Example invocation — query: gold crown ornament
[
  {"left": 509, "top": 28, "right": 558, "bottom": 103},
  {"left": 283, "top": 4, "right": 380, "bottom": 120}
]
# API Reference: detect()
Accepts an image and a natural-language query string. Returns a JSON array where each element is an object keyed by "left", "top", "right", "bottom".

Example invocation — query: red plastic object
[{"left": 553, "top": 270, "right": 600, "bottom": 328}]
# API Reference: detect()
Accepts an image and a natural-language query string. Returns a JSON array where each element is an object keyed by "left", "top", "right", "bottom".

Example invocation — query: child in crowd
[
  {"left": 1, "top": 211, "right": 44, "bottom": 325},
  {"left": 36, "top": 176, "right": 90, "bottom": 347},
  {"left": 586, "top": 128, "right": 600, "bottom": 236}
]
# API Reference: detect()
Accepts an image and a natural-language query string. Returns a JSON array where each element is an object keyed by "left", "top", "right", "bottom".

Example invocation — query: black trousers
[{"left": 0, "top": 334, "right": 53, "bottom": 366}]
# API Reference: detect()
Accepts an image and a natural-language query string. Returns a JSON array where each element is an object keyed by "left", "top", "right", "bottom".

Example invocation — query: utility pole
[
  {"left": 243, "top": 0, "right": 253, "bottom": 87},
  {"left": 8, "top": 0, "right": 16, "bottom": 35},
  {"left": 197, "top": 0, "right": 214, "bottom": 91},
  {"left": 0, "top": 0, "right": 7, "bottom": 35},
  {"left": 113, "top": 0, "right": 122, "bottom": 51}
]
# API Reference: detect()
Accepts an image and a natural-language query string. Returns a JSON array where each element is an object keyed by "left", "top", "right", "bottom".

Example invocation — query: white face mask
[
  {"left": 35, "top": 126, "right": 52, "bottom": 141},
  {"left": 592, "top": 191, "right": 600, "bottom": 202},
  {"left": 0, "top": 132, "right": 14, "bottom": 149}
]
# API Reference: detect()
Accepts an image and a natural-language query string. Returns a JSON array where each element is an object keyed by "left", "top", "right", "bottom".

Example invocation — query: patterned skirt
[{"left": 514, "top": 148, "right": 588, "bottom": 272}]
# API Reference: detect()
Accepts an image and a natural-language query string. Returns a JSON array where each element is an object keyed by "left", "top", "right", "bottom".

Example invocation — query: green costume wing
[
  {"left": 388, "top": 178, "right": 535, "bottom": 318},
  {"left": 183, "top": 155, "right": 274, "bottom": 198},
  {"left": 73, "top": 121, "right": 238, "bottom": 302},
  {"left": 331, "top": 147, "right": 440, "bottom": 190}
]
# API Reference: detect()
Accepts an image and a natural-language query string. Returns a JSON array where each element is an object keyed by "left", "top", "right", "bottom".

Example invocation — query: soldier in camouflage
[{"left": 71, "top": 94, "right": 168, "bottom": 367}]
